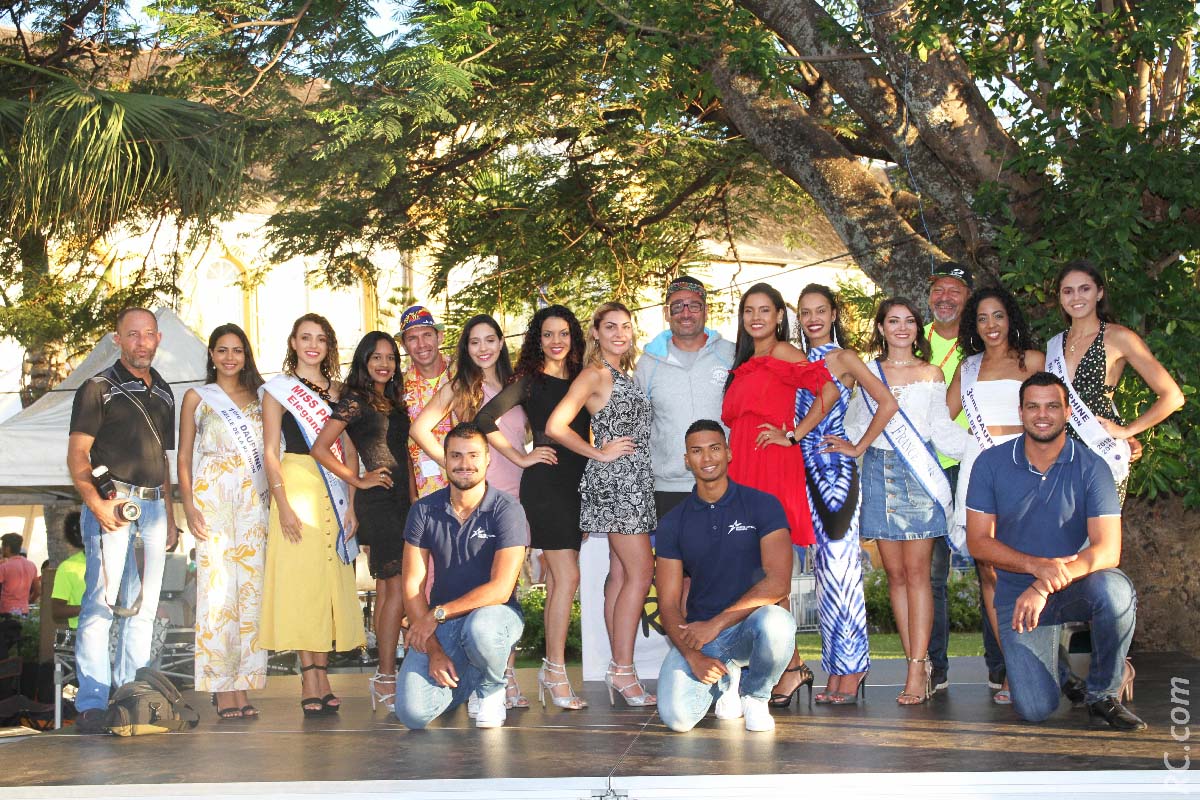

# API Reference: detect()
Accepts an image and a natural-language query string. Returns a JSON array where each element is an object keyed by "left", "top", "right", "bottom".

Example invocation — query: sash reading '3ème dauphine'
[
  {"left": 1045, "top": 333, "right": 1130, "bottom": 484},
  {"left": 195, "top": 384, "right": 268, "bottom": 502}
]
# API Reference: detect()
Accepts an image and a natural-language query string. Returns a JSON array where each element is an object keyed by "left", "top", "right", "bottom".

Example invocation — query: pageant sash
[
  {"left": 196, "top": 384, "right": 268, "bottom": 502},
  {"left": 1045, "top": 333, "right": 1130, "bottom": 483},
  {"left": 262, "top": 375, "right": 358, "bottom": 564},
  {"left": 865, "top": 361, "right": 960, "bottom": 553},
  {"left": 958, "top": 354, "right": 997, "bottom": 451}
]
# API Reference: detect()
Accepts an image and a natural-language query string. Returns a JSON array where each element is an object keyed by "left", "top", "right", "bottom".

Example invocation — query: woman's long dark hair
[
  {"left": 797, "top": 283, "right": 849, "bottom": 354},
  {"left": 958, "top": 286, "right": 1036, "bottom": 370},
  {"left": 283, "top": 312, "right": 340, "bottom": 380},
  {"left": 1055, "top": 259, "right": 1114, "bottom": 324},
  {"left": 205, "top": 323, "right": 264, "bottom": 390},
  {"left": 513, "top": 305, "right": 586, "bottom": 396},
  {"left": 345, "top": 331, "right": 402, "bottom": 411},
  {"left": 451, "top": 314, "right": 513, "bottom": 421},
  {"left": 726, "top": 282, "right": 789, "bottom": 390},
  {"left": 867, "top": 297, "right": 931, "bottom": 362}
]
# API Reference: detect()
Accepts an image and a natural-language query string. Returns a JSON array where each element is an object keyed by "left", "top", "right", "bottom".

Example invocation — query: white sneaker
[
  {"left": 466, "top": 694, "right": 480, "bottom": 718},
  {"left": 741, "top": 695, "right": 775, "bottom": 732},
  {"left": 713, "top": 665, "right": 743, "bottom": 720},
  {"left": 474, "top": 689, "right": 507, "bottom": 728}
]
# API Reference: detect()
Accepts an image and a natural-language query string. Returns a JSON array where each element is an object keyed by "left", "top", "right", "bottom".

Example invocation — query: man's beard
[
  {"left": 931, "top": 307, "right": 959, "bottom": 324},
  {"left": 1025, "top": 422, "right": 1067, "bottom": 443},
  {"left": 448, "top": 471, "right": 484, "bottom": 491}
]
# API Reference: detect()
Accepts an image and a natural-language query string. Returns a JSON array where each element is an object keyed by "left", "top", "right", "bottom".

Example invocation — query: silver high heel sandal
[
  {"left": 605, "top": 661, "right": 656, "bottom": 707},
  {"left": 369, "top": 672, "right": 396, "bottom": 712},
  {"left": 505, "top": 667, "right": 530, "bottom": 710},
  {"left": 537, "top": 659, "right": 588, "bottom": 710}
]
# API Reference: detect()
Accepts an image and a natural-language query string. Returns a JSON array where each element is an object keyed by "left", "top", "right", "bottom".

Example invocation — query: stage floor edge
[{"left": 1, "top": 770, "right": 1198, "bottom": 800}]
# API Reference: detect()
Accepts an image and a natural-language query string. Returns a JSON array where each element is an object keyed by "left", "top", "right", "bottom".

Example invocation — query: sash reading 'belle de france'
[
  {"left": 1045, "top": 333, "right": 1130, "bottom": 483},
  {"left": 262, "top": 375, "right": 358, "bottom": 564},
  {"left": 959, "top": 353, "right": 997, "bottom": 451},
  {"left": 864, "top": 361, "right": 960, "bottom": 553},
  {"left": 195, "top": 384, "right": 268, "bottom": 502}
]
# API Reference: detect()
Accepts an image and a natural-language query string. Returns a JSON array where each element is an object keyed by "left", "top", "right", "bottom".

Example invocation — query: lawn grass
[{"left": 515, "top": 631, "right": 985, "bottom": 668}]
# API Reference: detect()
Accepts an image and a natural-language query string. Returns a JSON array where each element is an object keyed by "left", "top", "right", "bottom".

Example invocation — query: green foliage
[
  {"left": 864, "top": 567, "right": 982, "bottom": 634},
  {"left": 517, "top": 584, "right": 582, "bottom": 660}
]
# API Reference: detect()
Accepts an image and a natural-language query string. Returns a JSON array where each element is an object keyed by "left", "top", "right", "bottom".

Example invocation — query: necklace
[
  {"left": 297, "top": 375, "right": 332, "bottom": 403},
  {"left": 886, "top": 358, "right": 917, "bottom": 366},
  {"left": 1066, "top": 324, "right": 1100, "bottom": 354}
]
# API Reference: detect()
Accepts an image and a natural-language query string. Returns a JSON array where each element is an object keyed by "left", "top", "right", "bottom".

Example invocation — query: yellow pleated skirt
[{"left": 259, "top": 454, "right": 366, "bottom": 652}]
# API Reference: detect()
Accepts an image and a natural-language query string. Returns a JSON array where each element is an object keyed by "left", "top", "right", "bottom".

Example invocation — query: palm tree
[{"left": 1, "top": 57, "right": 246, "bottom": 404}]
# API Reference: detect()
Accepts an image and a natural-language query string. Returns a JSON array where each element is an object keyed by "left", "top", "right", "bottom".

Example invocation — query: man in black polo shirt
[
  {"left": 966, "top": 372, "right": 1144, "bottom": 731},
  {"left": 395, "top": 423, "right": 528, "bottom": 729},
  {"left": 654, "top": 420, "right": 798, "bottom": 733},
  {"left": 66, "top": 307, "right": 177, "bottom": 733}
]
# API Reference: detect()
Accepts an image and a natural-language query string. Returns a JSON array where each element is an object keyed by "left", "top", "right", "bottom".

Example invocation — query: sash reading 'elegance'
[
  {"left": 958, "top": 353, "right": 997, "bottom": 451},
  {"left": 863, "top": 361, "right": 960, "bottom": 554},
  {"left": 196, "top": 384, "right": 268, "bottom": 502},
  {"left": 262, "top": 375, "right": 358, "bottom": 564},
  {"left": 1045, "top": 334, "right": 1130, "bottom": 483}
]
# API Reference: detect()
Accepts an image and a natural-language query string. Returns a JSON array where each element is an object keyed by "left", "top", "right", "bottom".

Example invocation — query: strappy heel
[
  {"left": 1119, "top": 657, "right": 1135, "bottom": 703},
  {"left": 298, "top": 664, "right": 325, "bottom": 717},
  {"left": 605, "top": 661, "right": 656, "bottom": 707},
  {"left": 538, "top": 659, "right": 587, "bottom": 710},
  {"left": 370, "top": 671, "right": 396, "bottom": 712},
  {"left": 897, "top": 657, "right": 932, "bottom": 706},
  {"left": 505, "top": 667, "right": 530, "bottom": 710},
  {"left": 769, "top": 662, "right": 815, "bottom": 707},
  {"left": 300, "top": 663, "right": 340, "bottom": 714},
  {"left": 828, "top": 671, "right": 869, "bottom": 705}
]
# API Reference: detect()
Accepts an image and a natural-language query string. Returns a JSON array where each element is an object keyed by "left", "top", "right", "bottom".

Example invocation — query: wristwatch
[
  {"left": 433, "top": 605, "right": 447, "bottom": 624},
  {"left": 785, "top": 430, "right": 798, "bottom": 446}
]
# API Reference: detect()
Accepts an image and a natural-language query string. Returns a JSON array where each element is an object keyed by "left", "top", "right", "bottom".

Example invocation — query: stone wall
[{"left": 1121, "top": 495, "right": 1200, "bottom": 656}]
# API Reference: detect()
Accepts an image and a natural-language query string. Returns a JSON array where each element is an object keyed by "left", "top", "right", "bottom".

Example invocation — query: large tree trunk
[
  {"left": 1120, "top": 496, "right": 1200, "bottom": 657},
  {"left": 16, "top": 231, "right": 69, "bottom": 406},
  {"left": 42, "top": 502, "right": 76, "bottom": 567},
  {"left": 736, "top": 0, "right": 992, "bottom": 272},
  {"left": 709, "top": 55, "right": 949, "bottom": 300}
]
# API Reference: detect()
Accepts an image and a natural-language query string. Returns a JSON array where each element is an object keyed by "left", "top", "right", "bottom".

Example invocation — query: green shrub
[
  {"left": 863, "top": 567, "right": 982, "bottom": 633},
  {"left": 517, "top": 585, "right": 582, "bottom": 660}
]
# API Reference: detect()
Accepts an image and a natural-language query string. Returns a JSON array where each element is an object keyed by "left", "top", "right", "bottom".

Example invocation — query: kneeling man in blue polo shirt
[
  {"left": 966, "top": 372, "right": 1144, "bottom": 731},
  {"left": 396, "top": 422, "right": 529, "bottom": 729},
  {"left": 654, "top": 420, "right": 797, "bottom": 733}
]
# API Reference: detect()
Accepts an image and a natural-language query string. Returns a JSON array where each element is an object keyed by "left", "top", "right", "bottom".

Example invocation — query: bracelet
[
  {"left": 270, "top": 482, "right": 283, "bottom": 489},
  {"left": 1032, "top": 585, "right": 1048, "bottom": 599},
  {"left": 785, "top": 430, "right": 797, "bottom": 446}
]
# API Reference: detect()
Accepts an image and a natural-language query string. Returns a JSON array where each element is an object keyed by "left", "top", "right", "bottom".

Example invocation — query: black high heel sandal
[
  {"left": 211, "top": 693, "right": 243, "bottom": 720},
  {"left": 769, "top": 663, "right": 815, "bottom": 707},
  {"left": 309, "top": 663, "right": 341, "bottom": 713},
  {"left": 299, "top": 664, "right": 326, "bottom": 717}
]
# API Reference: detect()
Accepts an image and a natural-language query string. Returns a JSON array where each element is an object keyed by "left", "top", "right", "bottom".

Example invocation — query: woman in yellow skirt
[{"left": 260, "top": 313, "right": 366, "bottom": 716}]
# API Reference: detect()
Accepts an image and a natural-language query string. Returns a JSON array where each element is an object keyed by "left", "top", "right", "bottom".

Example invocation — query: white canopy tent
[{"left": 0, "top": 307, "right": 207, "bottom": 504}]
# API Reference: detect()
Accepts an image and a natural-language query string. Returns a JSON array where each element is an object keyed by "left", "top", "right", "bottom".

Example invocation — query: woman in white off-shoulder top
[{"left": 828, "top": 298, "right": 968, "bottom": 705}]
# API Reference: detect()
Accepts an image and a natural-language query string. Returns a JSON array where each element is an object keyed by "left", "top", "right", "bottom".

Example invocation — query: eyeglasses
[{"left": 669, "top": 301, "right": 703, "bottom": 315}]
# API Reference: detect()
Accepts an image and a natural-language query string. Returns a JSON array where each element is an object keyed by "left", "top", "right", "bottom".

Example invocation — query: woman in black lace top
[
  {"left": 312, "top": 332, "right": 413, "bottom": 713},
  {"left": 476, "top": 305, "right": 591, "bottom": 710}
]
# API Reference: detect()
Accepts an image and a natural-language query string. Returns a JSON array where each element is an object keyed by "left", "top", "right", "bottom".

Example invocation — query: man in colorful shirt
[{"left": 400, "top": 305, "right": 453, "bottom": 498}]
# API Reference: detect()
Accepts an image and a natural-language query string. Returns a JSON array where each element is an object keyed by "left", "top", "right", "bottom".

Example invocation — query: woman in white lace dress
[{"left": 830, "top": 298, "right": 968, "bottom": 706}]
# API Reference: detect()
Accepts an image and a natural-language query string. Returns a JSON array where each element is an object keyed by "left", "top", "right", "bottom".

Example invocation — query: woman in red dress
[{"left": 722, "top": 282, "right": 838, "bottom": 706}]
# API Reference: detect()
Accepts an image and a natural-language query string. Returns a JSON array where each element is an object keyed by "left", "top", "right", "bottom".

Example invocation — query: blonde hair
[{"left": 584, "top": 302, "right": 639, "bottom": 372}]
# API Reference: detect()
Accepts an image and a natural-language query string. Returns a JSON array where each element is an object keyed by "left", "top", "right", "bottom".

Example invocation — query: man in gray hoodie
[{"left": 636, "top": 276, "right": 736, "bottom": 519}]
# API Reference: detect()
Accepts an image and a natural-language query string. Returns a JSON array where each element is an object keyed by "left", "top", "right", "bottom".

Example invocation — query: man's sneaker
[
  {"left": 75, "top": 708, "right": 108, "bottom": 734},
  {"left": 741, "top": 695, "right": 775, "bottom": 732},
  {"left": 931, "top": 667, "right": 949, "bottom": 692},
  {"left": 466, "top": 694, "right": 480, "bottom": 718},
  {"left": 1088, "top": 697, "right": 1147, "bottom": 731},
  {"left": 713, "top": 665, "right": 742, "bottom": 720},
  {"left": 474, "top": 689, "right": 507, "bottom": 728},
  {"left": 987, "top": 667, "right": 1006, "bottom": 690}
]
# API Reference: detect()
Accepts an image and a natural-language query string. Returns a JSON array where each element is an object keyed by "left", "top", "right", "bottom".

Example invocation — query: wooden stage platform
[{"left": 1, "top": 652, "right": 1197, "bottom": 799}]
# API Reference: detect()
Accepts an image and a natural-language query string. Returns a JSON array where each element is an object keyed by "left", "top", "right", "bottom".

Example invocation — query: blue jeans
[
  {"left": 395, "top": 604, "right": 523, "bottom": 730},
  {"left": 995, "top": 569, "right": 1136, "bottom": 722},
  {"left": 657, "top": 605, "right": 797, "bottom": 733},
  {"left": 928, "top": 464, "right": 957, "bottom": 673},
  {"left": 76, "top": 498, "right": 168, "bottom": 712}
]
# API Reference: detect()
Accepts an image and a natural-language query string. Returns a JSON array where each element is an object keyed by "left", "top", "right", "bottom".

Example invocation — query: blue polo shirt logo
[
  {"left": 469, "top": 526, "right": 493, "bottom": 540},
  {"left": 726, "top": 520, "right": 756, "bottom": 535}
]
